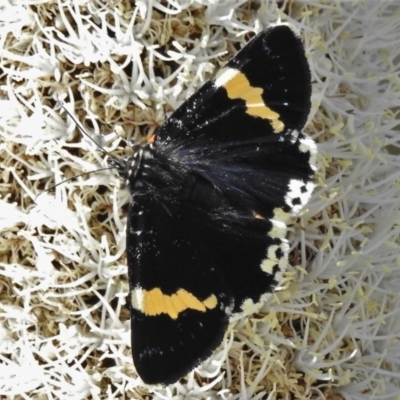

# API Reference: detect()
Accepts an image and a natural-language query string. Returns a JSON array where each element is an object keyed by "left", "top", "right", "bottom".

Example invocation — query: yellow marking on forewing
[
  {"left": 147, "top": 133, "right": 156, "bottom": 144},
  {"left": 253, "top": 212, "right": 265, "bottom": 220},
  {"left": 217, "top": 68, "right": 284, "bottom": 133},
  {"left": 139, "top": 288, "right": 218, "bottom": 319}
]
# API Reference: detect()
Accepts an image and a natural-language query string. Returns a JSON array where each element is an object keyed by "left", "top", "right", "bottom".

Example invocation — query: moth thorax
[{"left": 126, "top": 144, "right": 155, "bottom": 191}]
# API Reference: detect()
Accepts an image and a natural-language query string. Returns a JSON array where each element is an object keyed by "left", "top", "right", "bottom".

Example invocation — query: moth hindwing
[{"left": 115, "top": 24, "right": 316, "bottom": 386}]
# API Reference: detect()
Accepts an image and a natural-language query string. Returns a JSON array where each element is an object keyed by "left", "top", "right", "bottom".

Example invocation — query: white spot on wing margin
[
  {"left": 131, "top": 288, "right": 144, "bottom": 311},
  {"left": 238, "top": 207, "right": 290, "bottom": 315},
  {"left": 214, "top": 67, "right": 239, "bottom": 88},
  {"left": 285, "top": 179, "right": 315, "bottom": 214}
]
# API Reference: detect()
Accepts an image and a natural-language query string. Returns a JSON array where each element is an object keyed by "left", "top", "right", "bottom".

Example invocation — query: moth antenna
[
  {"left": 34, "top": 167, "right": 116, "bottom": 202},
  {"left": 34, "top": 101, "right": 126, "bottom": 202},
  {"left": 57, "top": 100, "right": 121, "bottom": 163}
]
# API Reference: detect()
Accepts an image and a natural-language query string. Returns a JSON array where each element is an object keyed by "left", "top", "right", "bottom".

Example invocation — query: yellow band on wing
[
  {"left": 215, "top": 68, "right": 284, "bottom": 133},
  {"left": 131, "top": 288, "right": 218, "bottom": 319}
]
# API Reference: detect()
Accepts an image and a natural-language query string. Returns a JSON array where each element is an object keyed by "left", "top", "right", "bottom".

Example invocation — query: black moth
[{"left": 110, "top": 23, "right": 316, "bottom": 386}]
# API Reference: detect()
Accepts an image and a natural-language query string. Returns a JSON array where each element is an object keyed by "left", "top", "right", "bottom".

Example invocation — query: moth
[{"left": 110, "top": 23, "right": 316, "bottom": 386}]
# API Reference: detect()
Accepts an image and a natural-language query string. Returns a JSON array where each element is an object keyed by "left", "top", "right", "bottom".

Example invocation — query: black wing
[
  {"left": 126, "top": 24, "right": 316, "bottom": 386},
  {"left": 159, "top": 24, "right": 312, "bottom": 144}
]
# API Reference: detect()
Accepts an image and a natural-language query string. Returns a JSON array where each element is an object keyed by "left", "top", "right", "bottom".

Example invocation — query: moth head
[{"left": 109, "top": 142, "right": 155, "bottom": 192}]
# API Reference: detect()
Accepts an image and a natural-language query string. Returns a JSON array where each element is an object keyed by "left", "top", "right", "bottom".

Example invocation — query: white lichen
[{"left": 0, "top": 0, "right": 399, "bottom": 399}]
